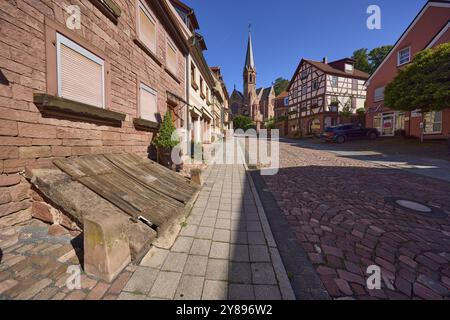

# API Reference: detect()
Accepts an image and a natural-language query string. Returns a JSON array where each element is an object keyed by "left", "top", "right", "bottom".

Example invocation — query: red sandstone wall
[{"left": 0, "top": 0, "right": 186, "bottom": 227}]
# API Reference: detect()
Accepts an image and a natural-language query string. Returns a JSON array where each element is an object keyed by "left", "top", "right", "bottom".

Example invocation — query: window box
[
  {"left": 133, "top": 117, "right": 159, "bottom": 131},
  {"left": 89, "top": 0, "right": 121, "bottom": 24},
  {"left": 34, "top": 93, "right": 125, "bottom": 126}
]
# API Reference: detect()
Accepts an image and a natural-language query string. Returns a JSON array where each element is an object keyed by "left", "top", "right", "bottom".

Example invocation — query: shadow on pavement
[{"left": 254, "top": 164, "right": 450, "bottom": 299}]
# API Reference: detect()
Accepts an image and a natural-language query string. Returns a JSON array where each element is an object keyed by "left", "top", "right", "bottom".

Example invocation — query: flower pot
[{"left": 157, "top": 147, "right": 174, "bottom": 170}]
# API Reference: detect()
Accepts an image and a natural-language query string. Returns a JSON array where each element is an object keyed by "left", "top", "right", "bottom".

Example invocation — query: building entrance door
[{"left": 381, "top": 113, "right": 395, "bottom": 136}]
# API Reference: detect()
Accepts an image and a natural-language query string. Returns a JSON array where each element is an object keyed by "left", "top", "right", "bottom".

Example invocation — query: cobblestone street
[{"left": 259, "top": 141, "right": 450, "bottom": 300}]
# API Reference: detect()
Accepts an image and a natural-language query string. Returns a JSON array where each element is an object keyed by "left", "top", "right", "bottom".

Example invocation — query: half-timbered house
[{"left": 287, "top": 58, "right": 369, "bottom": 136}]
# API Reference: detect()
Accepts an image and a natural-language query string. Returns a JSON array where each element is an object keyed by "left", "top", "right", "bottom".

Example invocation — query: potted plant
[{"left": 152, "top": 112, "right": 180, "bottom": 170}]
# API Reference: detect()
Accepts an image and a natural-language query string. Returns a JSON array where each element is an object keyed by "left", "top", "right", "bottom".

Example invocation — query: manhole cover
[
  {"left": 395, "top": 200, "right": 432, "bottom": 213},
  {"left": 386, "top": 197, "right": 448, "bottom": 219}
]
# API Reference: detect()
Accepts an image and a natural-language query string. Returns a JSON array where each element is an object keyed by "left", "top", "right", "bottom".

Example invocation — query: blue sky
[{"left": 185, "top": 0, "right": 427, "bottom": 93}]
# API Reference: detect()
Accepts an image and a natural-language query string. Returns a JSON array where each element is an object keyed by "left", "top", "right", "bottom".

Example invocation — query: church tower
[{"left": 243, "top": 30, "right": 256, "bottom": 115}]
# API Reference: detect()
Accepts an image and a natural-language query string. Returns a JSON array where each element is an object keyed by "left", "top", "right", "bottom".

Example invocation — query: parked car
[{"left": 320, "top": 124, "right": 379, "bottom": 144}]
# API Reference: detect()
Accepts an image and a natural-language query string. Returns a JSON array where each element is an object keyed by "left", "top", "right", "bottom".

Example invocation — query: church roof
[
  {"left": 261, "top": 87, "right": 273, "bottom": 101},
  {"left": 244, "top": 32, "right": 255, "bottom": 70},
  {"left": 256, "top": 88, "right": 263, "bottom": 96},
  {"left": 232, "top": 89, "right": 244, "bottom": 98}
]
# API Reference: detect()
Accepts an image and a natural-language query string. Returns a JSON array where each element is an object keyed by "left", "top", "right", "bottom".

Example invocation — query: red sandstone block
[
  {"left": 101, "top": 131, "right": 121, "bottom": 141},
  {"left": 31, "top": 138, "right": 62, "bottom": 146},
  {"left": 18, "top": 122, "right": 56, "bottom": 139},
  {"left": 11, "top": 84, "right": 33, "bottom": 102},
  {"left": 0, "top": 85, "right": 12, "bottom": 98},
  {"left": 0, "top": 136, "right": 33, "bottom": 146},
  {"left": 0, "top": 119, "right": 18, "bottom": 136},
  {"left": 56, "top": 127, "right": 101, "bottom": 140},
  {"left": 52, "top": 146, "right": 71, "bottom": 157},
  {"left": 0, "top": 146, "right": 19, "bottom": 160},
  {"left": 71, "top": 147, "right": 94, "bottom": 156},
  {"left": 8, "top": 183, "right": 29, "bottom": 202},
  {"left": 0, "top": 174, "right": 21, "bottom": 187},
  {"left": 19, "top": 146, "right": 51, "bottom": 159},
  {"left": 2, "top": 158, "right": 28, "bottom": 173}
]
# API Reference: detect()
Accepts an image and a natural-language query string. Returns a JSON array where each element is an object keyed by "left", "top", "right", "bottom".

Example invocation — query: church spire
[{"left": 244, "top": 25, "right": 255, "bottom": 71}]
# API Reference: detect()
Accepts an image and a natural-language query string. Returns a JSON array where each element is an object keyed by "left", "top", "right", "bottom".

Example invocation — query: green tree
[
  {"left": 152, "top": 112, "right": 179, "bottom": 148},
  {"left": 352, "top": 45, "right": 393, "bottom": 74},
  {"left": 273, "top": 77, "right": 290, "bottom": 96},
  {"left": 265, "top": 117, "right": 276, "bottom": 130},
  {"left": 233, "top": 115, "right": 255, "bottom": 130},
  {"left": 384, "top": 43, "right": 450, "bottom": 113},
  {"left": 369, "top": 45, "right": 393, "bottom": 73},
  {"left": 352, "top": 48, "right": 371, "bottom": 74}
]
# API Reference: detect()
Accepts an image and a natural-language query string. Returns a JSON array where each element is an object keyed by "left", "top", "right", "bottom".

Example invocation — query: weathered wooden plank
[
  {"left": 105, "top": 154, "right": 198, "bottom": 203},
  {"left": 54, "top": 153, "right": 197, "bottom": 228}
]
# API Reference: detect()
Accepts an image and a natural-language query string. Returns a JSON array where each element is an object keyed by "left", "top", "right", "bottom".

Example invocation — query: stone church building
[{"left": 230, "top": 32, "right": 275, "bottom": 123}]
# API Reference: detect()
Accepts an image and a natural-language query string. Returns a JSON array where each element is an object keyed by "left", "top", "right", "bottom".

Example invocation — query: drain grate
[{"left": 386, "top": 197, "right": 448, "bottom": 219}]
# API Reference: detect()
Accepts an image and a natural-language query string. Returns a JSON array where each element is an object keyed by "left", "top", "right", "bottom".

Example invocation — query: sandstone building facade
[{"left": 0, "top": 0, "right": 227, "bottom": 229}]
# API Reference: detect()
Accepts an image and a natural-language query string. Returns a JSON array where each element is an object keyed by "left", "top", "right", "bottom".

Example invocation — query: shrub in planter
[{"left": 152, "top": 112, "right": 180, "bottom": 169}]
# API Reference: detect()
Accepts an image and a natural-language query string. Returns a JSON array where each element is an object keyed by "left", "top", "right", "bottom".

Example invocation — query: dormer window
[
  {"left": 345, "top": 63, "right": 354, "bottom": 73},
  {"left": 398, "top": 47, "right": 411, "bottom": 66}
]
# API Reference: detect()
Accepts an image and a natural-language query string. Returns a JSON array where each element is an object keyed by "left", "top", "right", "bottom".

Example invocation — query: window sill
[
  {"left": 164, "top": 67, "right": 181, "bottom": 84},
  {"left": 200, "top": 93, "right": 206, "bottom": 100},
  {"left": 134, "top": 38, "right": 162, "bottom": 66},
  {"left": 133, "top": 118, "right": 159, "bottom": 132},
  {"left": 191, "top": 82, "right": 199, "bottom": 91},
  {"left": 34, "top": 94, "right": 125, "bottom": 126},
  {"left": 89, "top": 0, "right": 121, "bottom": 24}
]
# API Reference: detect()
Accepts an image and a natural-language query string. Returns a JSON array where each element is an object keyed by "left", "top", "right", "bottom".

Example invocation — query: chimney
[{"left": 322, "top": 57, "right": 328, "bottom": 64}]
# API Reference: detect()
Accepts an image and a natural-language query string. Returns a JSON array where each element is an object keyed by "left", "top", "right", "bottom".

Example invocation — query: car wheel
[
  {"left": 369, "top": 132, "right": 377, "bottom": 140},
  {"left": 336, "top": 136, "right": 345, "bottom": 144}
]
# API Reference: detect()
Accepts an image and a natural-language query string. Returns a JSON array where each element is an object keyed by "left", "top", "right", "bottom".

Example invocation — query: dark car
[{"left": 320, "top": 124, "right": 379, "bottom": 144}]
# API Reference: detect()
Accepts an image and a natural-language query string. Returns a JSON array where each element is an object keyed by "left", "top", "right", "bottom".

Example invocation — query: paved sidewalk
[{"left": 118, "top": 164, "right": 295, "bottom": 300}]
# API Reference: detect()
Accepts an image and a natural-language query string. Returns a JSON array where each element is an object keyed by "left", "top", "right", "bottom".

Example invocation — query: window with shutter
[
  {"left": 166, "top": 39, "right": 177, "bottom": 74},
  {"left": 138, "top": 1, "right": 157, "bottom": 54},
  {"left": 56, "top": 33, "right": 105, "bottom": 108},
  {"left": 139, "top": 83, "right": 158, "bottom": 122}
]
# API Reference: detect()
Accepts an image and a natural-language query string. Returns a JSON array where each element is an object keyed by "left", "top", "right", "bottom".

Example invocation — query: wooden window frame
[
  {"left": 136, "top": 0, "right": 158, "bottom": 57},
  {"left": 397, "top": 47, "right": 411, "bottom": 66},
  {"left": 374, "top": 86, "right": 385, "bottom": 102},
  {"left": 345, "top": 63, "right": 354, "bottom": 73},
  {"left": 331, "top": 76, "right": 338, "bottom": 88},
  {"left": 423, "top": 111, "right": 443, "bottom": 135},
  {"left": 56, "top": 33, "right": 106, "bottom": 109},
  {"left": 166, "top": 37, "right": 178, "bottom": 76},
  {"left": 45, "top": 19, "right": 112, "bottom": 109},
  {"left": 200, "top": 77, "right": 205, "bottom": 99},
  {"left": 137, "top": 81, "right": 159, "bottom": 121},
  {"left": 191, "top": 62, "right": 198, "bottom": 90}
]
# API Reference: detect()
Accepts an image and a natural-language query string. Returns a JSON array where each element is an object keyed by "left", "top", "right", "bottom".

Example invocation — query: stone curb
[{"left": 237, "top": 138, "right": 296, "bottom": 300}]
